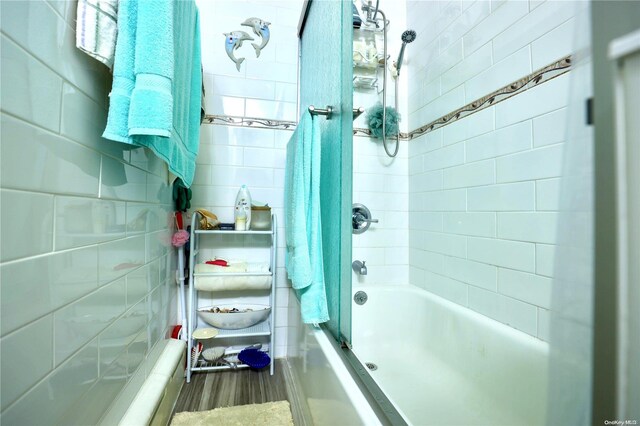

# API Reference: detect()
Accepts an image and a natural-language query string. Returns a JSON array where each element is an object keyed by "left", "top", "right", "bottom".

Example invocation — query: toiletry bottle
[
  {"left": 234, "top": 185, "right": 252, "bottom": 229},
  {"left": 235, "top": 207, "right": 247, "bottom": 231}
]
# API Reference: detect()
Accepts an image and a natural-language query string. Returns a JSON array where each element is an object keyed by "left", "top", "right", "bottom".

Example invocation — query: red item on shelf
[
  {"left": 171, "top": 325, "right": 182, "bottom": 339},
  {"left": 205, "top": 259, "right": 229, "bottom": 267}
]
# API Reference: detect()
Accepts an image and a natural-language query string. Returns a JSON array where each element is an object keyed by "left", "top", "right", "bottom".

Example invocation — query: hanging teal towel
[
  {"left": 128, "top": 0, "right": 173, "bottom": 137},
  {"left": 102, "top": 0, "right": 201, "bottom": 187},
  {"left": 285, "top": 112, "right": 329, "bottom": 325},
  {"left": 102, "top": 0, "right": 136, "bottom": 144}
]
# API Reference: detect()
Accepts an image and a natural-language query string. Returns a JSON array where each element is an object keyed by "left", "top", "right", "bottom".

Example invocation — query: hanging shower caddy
[
  {"left": 354, "top": 0, "right": 404, "bottom": 157},
  {"left": 352, "top": 25, "right": 384, "bottom": 90}
]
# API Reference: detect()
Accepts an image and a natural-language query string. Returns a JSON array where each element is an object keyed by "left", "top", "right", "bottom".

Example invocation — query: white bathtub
[{"left": 352, "top": 285, "right": 549, "bottom": 425}]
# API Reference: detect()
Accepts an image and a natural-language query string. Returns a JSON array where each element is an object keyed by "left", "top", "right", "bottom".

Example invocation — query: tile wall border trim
[
  {"left": 203, "top": 114, "right": 297, "bottom": 130},
  {"left": 353, "top": 55, "right": 572, "bottom": 140},
  {"left": 203, "top": 56, "right": 571, "bottom": 141},
  {"left": 404, "top": 55, "right": 572, "bottom": 140}
]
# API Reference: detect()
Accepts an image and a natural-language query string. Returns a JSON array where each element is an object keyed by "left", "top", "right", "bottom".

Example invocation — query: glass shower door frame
[{"left": 297, "top": 0, "right": 353, "bottom": 345}]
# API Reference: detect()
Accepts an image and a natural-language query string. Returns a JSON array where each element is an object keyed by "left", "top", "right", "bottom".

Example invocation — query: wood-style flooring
[{"left": 172, "top": 360, "right": 307, "bottom": 424}]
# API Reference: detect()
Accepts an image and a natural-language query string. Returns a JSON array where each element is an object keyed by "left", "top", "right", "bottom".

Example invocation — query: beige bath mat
[{"left": 170, "top": 400, "right": 294, "bottom": 426}]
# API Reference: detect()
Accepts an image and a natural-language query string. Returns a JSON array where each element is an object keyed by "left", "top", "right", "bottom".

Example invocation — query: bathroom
[{"left": 1, "top": 0, "right": 639, "bottom": 424}]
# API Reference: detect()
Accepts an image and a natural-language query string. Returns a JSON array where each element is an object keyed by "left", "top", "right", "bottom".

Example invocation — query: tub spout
[{"left": 352, "top": 260, "right": 367, "bottom": 275}]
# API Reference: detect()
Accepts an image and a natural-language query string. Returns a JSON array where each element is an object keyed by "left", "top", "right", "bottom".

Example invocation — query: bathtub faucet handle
[{"left": 352, "top": 260, "right": 367, "bottom": 275}]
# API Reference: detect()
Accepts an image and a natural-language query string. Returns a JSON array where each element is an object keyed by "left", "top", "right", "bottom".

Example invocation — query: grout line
[
  {"left": 1, "top": 334, "right": 100, "bottom": 415},
  {"left": 0, "top": 29, "right": 108, "bottom": 109},
  {"left": 1, "top": 109, "right": 168, "bottom": 182},
  {"left": 50, "top": 312, "right": 56, "bottom": 372},
  {"left": 51, "top": 195, "right": 58, "bottom": 252},
  {"left": 98, "top": 155, "right": 103, "bottom": 199},
  {"left": 57, "top": 81, "right": 65, "bottom": 135}
]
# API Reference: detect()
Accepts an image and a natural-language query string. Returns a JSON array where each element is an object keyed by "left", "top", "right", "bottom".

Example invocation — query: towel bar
[
  {"left": 308, "top": 105, "right": 333, "bottom": 119},
  {"left": 308, "top": 105, "right": 365, "bottom": 121}
]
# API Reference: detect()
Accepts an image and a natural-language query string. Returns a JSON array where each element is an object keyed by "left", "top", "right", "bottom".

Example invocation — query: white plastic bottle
[
  {"left": 235, "top": 207, "right": 247, "bottom": 231},
  {"left": 234, "top": 185, "right": 252, "bottom": 229}
]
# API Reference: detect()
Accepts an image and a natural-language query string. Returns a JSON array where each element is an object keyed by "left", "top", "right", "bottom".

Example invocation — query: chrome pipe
[{"left": 376, "top": 9, "right": 388, "bottom": 154}]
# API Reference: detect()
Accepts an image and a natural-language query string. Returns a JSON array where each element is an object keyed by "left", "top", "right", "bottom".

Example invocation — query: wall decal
[
  {"left": 223, "top": 31, "right": 254, "bottom": 71},
  {"left": 241, "top": 17, "right": 271, "bottom": 58}
]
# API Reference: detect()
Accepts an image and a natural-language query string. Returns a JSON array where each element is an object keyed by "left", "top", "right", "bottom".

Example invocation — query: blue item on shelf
[
  {"left": 238, "top": 348, "right": 271, "bottom": 369},
  {"left": 352, "top": 3, "right": 362, "bottom": 28}
]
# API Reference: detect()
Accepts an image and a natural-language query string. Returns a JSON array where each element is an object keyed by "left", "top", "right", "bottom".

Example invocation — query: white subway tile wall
[
  {"left": 0, "top": 1, "right": 177, "bottom": 423},
  {"left": 351, "top": 0, "right": 409, "bottom": 291},
  {"left": 406, "top": 0, "right": 578, "bottom": 340},
  {"left": 193, "top": 0, "right": 304, "bottom": 358},
  {"left": 352, "top": 134, "right": 409, "bottom": 288}
]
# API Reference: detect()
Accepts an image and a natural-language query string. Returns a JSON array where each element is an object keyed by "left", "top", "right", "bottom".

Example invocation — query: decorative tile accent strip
[
  {"left": 406, "top": 55, "right": 572, "bottom": 140},
  {"left": 353, "top": 127, "right": 371, "bottom": 137},
  {"left": 203, "top": 114, "right": 297, "bottom": 130},
  {"left": 353, "top": 127, "right": 409, "bottom": 139},
  {"left": 203, "top": 56, "right": 571, "bottom": 140}
]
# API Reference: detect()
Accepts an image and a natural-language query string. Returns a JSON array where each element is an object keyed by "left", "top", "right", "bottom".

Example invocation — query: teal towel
[
  {"left": 128, "top": 0, "right": 173, "bottom": 136},
  {"left": 102, "top": 0, "right": 201, "bottom": 187},
  {"left": 133, "top": 1, "right": 201, "bottom": 186},
  {"left": 102, "top": 0, "right": 136, "bottom": 144},
  {"left": 285, "top": 114, "right": 312, "bottom": 288},
  {"left": 285, "top": 112, "right": 329, "bottom": 325}
]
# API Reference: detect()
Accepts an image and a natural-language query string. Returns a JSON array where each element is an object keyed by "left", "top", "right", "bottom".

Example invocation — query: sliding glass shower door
[{"left": 298, "top": 0, "right": 353, "bottom": 342}]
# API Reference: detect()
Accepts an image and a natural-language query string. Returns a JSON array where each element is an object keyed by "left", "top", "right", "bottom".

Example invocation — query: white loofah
[{"left": 202, "top": 347, "right": 225, "bottom": 362}]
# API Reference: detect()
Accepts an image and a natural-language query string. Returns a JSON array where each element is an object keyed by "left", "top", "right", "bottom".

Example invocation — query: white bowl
[{"left": 197, "top": 304, "right": 271, "bottom": 330}]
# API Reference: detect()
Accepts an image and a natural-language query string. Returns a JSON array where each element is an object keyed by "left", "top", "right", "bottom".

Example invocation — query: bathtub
[{"left": 352, "top": 285, "right": 549, "bottom": 425}]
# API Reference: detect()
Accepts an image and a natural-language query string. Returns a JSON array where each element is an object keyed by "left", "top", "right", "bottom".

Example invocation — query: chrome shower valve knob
[{"left": 352, "top": 203, "right": 378, "bottom": 234}]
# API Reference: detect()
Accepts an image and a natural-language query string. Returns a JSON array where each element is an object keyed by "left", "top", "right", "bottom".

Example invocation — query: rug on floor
[{"left": 170, "top": 400, "right": 294, "bottom": 426}]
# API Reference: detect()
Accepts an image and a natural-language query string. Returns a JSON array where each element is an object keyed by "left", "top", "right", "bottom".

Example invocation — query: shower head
[
  {"left": 396, "top": 29, "right": 416, "bottom": 77},
  {"left": 401, "top": 29, "right": 417, "bottom": 43}
]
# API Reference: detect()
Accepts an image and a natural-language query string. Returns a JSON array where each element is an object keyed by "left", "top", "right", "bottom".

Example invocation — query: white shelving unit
[{"left": 186, "top": 212, "right": 277, "bottom": 382}]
